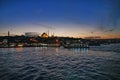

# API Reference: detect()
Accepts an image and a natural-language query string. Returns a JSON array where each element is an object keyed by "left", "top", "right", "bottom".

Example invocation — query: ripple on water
[{"left": 0, "top": 47, "right": 120, "bottom": 80}]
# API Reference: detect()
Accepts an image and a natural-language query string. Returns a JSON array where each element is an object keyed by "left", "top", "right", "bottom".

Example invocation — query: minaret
[
  {"left": 51, "top": 32, "right": 54, "bottom": 37},
  {"left": 8, "top": 31, "right": 10, "bottom": 47},
  {"left": 48, "top": 30, "right": 49, "bottom": 37},
  {"left": 53, "top": 32, "right": 54, "bottom": 37},
  {"left": 8, "top": 31, "right": 10, "bottom": 37}
]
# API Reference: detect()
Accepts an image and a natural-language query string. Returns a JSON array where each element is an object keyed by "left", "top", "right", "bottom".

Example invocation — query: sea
[{"left": 0, "top": 44, "right": 120, "bottom": 80}]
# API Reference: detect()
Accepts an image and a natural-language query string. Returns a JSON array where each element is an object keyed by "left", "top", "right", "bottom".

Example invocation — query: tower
[{"left": 8, "top": 31, "right": 10, "bottom": 47}]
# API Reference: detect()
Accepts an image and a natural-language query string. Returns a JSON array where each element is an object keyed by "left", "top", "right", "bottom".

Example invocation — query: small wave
[
  {"left": 90, "top": 43, "right": 120, "bottom": 52},
  {"left": 0, "top": 47, "right": 120, "bottom": 80}
]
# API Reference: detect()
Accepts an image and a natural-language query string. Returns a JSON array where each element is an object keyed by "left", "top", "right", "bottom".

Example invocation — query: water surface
[{"left": 0, "top": 45, "right": 120, "bottom": 80}]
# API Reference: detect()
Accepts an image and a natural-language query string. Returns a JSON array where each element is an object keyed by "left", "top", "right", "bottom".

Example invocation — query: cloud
[
  {"left": 84, "top": 36, "right": 101, "bottom": 39},
  {"left": 104, "top": 28, "right": 114, "bottom": 32}
]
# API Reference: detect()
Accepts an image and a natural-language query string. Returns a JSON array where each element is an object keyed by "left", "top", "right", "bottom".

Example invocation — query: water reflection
[
  {"left": 0, "top": 47, "right": 120, "bottom": 80},
  {"left": 55, "top": 48, "right": 59, "bottom": 53},
  {"left": 0, "top": 48, "right": 15, "bottom": 53},
  {"left": 40, "top": 47, "right": 49, "bottom": 56},
  {"left": 0, "top": 48, "right": 24, "bottom": 53},
  {"left": 14, "top": 52, "right": 22, "bottom": 61},
  {"left": 15, "top": 47, "right": 23, "bottom": 52},
  {"left": 68, "top": 48, "right": 89, "bottom": 53},
  {"left": 39, "top": 47, "right": 47, "bottom": 51}
]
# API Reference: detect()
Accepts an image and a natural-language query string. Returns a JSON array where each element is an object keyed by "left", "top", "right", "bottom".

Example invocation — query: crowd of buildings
[{"left": 0, "top": 31, "right": 120, "bottom": 48}]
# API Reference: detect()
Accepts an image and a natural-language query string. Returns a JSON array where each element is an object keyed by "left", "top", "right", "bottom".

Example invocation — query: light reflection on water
[
  {"left": 68, "top": 48, "right": 89, "bottom": 53},
  {"left": 0, "top": 47, "right": 120, "bottom": 80},
  {"left": 15, "top": 48, "right": 23, "bottom": 52}
]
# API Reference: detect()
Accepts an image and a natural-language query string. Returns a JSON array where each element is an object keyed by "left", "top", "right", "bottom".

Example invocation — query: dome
[{"left": 41, "top": 32, "right": 48, "bottom": 38}]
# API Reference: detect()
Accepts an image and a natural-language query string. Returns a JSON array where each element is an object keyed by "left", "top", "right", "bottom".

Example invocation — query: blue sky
[{"left": 0, "top": 0, "right": 120, "bottom": 38}]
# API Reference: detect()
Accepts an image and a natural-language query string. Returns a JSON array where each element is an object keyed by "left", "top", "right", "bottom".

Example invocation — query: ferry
[
  {"left": 63, "top": 43, "right": 89, "bottom": 48},
  {"left": 17, "top": 44, "right": 23, "bottom": 47},
  {"left": 40, "top": 43, "right": 60, "bottom": 47}
]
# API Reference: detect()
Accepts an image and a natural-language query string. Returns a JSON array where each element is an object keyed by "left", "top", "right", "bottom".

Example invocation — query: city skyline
[{"left": 0, "top": 0, "right": 120, "bottom": 39}]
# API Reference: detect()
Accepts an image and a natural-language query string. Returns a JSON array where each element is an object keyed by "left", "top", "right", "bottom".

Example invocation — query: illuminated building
[{"left": 41, "top": 32, "right": 49, "bottom": 38}]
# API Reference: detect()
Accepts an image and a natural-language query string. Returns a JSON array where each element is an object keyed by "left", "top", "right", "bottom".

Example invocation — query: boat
[
  {"left": 17, "top": 44, "right": 23, "bottom": 47},
  {"left": 40, "top": 43, "right": 60, "bottom": 47},
  {"left": 63, "top": 43, "right": 89, "bottom": 48}
]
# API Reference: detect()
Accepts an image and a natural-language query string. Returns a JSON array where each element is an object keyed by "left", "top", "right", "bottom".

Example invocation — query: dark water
[{"left": 0, "top": 45, "right": 120, "bottom": 80}]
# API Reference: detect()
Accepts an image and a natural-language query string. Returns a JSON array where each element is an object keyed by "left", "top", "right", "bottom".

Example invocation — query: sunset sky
[{"left": 0, "top": 0, "right": 120, "bottom": 38}]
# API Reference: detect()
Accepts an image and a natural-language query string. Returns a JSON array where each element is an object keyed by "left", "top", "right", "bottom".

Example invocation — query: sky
[{"left": 0, "top": 0, "right": 120, "bottom": 38}]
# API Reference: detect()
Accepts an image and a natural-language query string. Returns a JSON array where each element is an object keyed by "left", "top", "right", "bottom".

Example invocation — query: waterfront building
[{"left": 41, "top": 32, "right": 49, "bottom": 38}]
